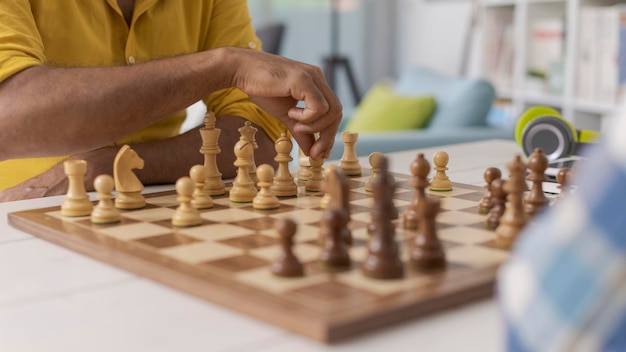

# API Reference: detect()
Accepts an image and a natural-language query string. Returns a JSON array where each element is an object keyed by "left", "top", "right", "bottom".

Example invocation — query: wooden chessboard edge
[
  {"left": 7, "top": 210, "right": 339, "bottom": 340},
  {"left": 327, "top": 279, "right": 496, "bottom": 343}
]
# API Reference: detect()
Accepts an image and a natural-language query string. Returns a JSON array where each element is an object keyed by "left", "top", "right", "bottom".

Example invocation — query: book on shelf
[
  {"left": 527, "top": 18, "right": 564, "bottom": 80},
  {"left": 482, "top": 9, "right": 514, "bottom": 91},
  {"left": 577, "top": 4, "right": 626, "bottom": 105}
]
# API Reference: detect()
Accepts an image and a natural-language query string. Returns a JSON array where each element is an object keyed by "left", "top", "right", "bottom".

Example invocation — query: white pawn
[
  {"left": 339, "top": 131, "right": 361, "bottom": 176},
  {"left": 189, "top": 165, "right": 213, "bottom": 209},
  {"left": 91, "top": 174, "right": 121, "bottom": 224},
  {"left": 271, "top": 132, "right": 297, "bottom": 197},
  {"left": 305, "top": 156, "right": 325, "bottom": 192},
  {"left": 172, "top": 177, "right": 203, "bottom": 227},
  {"left": 229, "top": 136, "right": 257, "bottom": 202},
  {"left": 253, "top": 164, "right": 280, "bottom": 210},
  {"left": 61, "top": 159, "right": 93, "bottom": 217},
  {"left": 429, "top": 151, "right": 453, "bottom": 191},
  {"left": 365, "top": 152, "right": 384, "bottom": 193}
]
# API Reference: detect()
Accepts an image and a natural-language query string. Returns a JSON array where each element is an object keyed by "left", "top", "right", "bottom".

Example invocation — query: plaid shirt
[{"left": 498, "top": 116, "right": 626, "bottom": 351}]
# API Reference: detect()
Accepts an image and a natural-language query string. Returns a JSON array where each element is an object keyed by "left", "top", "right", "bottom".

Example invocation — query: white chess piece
[
  {"left": 253, "top": 164, "right": 280, "bottom": 210},
  {"left": 271, "top": 132, "right": 297, "bottom": 197},
  {"left": 61, "top": 159, "right": 93, "bottom": 217},
  {"left": 172, "top": 177, "right": 203, "bottom": 227},
  {"left": 91, "top": 174, "right": 121, "bottom": 224}
]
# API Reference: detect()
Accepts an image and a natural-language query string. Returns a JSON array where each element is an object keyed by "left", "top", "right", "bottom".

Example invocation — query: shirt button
[
  {"left": 248, "top": 42, "right": 257, "bottom": 49},
  {"left": 128, "top": 56, "right": 136, "bottom": 64}
]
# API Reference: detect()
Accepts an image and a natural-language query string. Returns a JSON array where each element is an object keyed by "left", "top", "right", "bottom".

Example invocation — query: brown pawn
[
  {"left": 485, "top": 178, "right": 507, "bottom": 230},
  {"left": 524, "top": 148, "right": 549, "bottom": 217},
  {"left": 271, "top": 218, "right": 304, "bottom": 277},
  {"left": 478, "top": 167, "right": 502, "bottom": 214},
  {"left": 410, "top": 197, "right": 445, "bottom": 269},
  {"left": 555, "top": 167, "right": 571, "bottom": 203},
  {"left": 319, "top": 208, "right": 351, "bottom": 269},
  {"left": 495, "top": 155, "right": 528, "bottom": 249},
  {"left": 362, "top": 156, "right": 404, "bottom": 279},
  {"left": 403, "top": 153, "right": 430, "bottom": 230}
]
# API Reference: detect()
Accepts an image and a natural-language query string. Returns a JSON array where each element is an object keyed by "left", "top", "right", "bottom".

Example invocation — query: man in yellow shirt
[{"left": 0, "top": 0, "right": 341, "bottom": 201}]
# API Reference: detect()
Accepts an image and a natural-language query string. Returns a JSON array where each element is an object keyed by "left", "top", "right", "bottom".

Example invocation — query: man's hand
[{"left": 226, "top": 48, "right": 343, "bottom": 160}]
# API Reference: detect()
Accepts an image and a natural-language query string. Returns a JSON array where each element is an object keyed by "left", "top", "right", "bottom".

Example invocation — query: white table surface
[{"left": 0, "top": 139, "right": 523, "bottom": 352}]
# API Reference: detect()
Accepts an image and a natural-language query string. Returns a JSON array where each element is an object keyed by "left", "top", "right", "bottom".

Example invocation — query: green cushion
[{"left": 344, "top": 84, "right": 435, "bottom": 132}]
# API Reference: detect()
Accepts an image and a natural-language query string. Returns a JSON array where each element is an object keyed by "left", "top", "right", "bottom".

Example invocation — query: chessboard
[{"left": 8, "top": 169, "right": 509, "bottom": 343}]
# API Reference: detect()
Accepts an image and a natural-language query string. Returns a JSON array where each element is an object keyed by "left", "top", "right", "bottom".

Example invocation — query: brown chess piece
[
  {"left": 555, "top": 167, "right": 571, "bottom": 203},
  {"left": 478, "top": 167, "right": 502, "bottom": 214},
  {"left": 410, "top": 197, "right": 445, "bottom": 269},
  {"left": 318, "top": 166, "right": 352, "bottom": 245},
  {"left": 403, "top": 153, "right": 430, "bottom": 230},
  {"left": 272, "top": 218, "right": 304, "bottom": 277},
  {"left": 319, "top": 208, "right": 351, "bottom": 269},
  {"left": 524, "top": 148, "right": 549, "bottom": 217},
  {"left": 485, "top": 178, "right": 507, "bottom": 230},
  {"left": 495, "top": 155, "right": 528, "bottom": 249},
  {"left": 362, "top": 156, "right": 404, "bottom": 279}
]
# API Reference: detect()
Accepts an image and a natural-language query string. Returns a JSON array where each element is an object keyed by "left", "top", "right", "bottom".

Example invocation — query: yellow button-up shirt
[{"left": 0, "top": 0, "right": 284, "bottom": 191}]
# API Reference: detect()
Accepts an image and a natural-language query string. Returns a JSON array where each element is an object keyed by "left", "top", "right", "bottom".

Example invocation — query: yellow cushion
[{"left": 344, "top": 84, "right": 436, "bottom": 132}]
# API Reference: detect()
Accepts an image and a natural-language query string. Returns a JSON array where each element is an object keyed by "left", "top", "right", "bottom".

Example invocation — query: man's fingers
[{"left": 292, "top": 132, "right": 315, "bottom": 158}]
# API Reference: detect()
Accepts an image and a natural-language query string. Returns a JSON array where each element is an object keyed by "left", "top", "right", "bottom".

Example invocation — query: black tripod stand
[{"left": 323, "top": 0, "right": 361, "bottom": 105}]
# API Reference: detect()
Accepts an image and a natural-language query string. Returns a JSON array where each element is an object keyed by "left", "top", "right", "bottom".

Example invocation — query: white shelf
[{"left": 478, "top": 0, "right": 624, "bottom": 130}]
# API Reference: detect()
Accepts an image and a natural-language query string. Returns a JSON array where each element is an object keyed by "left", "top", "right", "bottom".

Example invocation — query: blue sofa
[{"left": 328, "top": 67, "right": 514, "bottom": 160}]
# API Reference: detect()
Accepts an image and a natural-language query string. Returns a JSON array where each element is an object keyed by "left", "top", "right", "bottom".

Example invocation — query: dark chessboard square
[
  {"left": 393, "top": 191, "right": 415, "bottom": 202},
  {"left": 349, "top": 204, "right": 372, "bottom": 214},
  {"left": 348, "top": 191, "right": 370, "bottom": 201},
  {"left": 347, "top": 179, "right": 364, "bottom": 188},
  {"left": 458, "top": 206, "right": 482, "bottom": 214},
  {"left": 202, "top": 254, "right": 269, "bottom": 273},
  {"left": 198, "top": 203, "right": 230, "bottom": 212},
  {"left": 219, "top": 234, "right": 279, "bottom": 249},
  {"left": 395, "top": 181, "right": 414, "bottom": 191},
  {"left": 133, "top": 233, "right": 200, "bottom": 249},
  {"left": 454, "top": 192, "right": 487, "bottom": 202},
  {"left": 451, "top": 182, "right": 483, "bottom": 192},
  {"left": 235, "top": 217, "right": 280, "bottom": 231}
]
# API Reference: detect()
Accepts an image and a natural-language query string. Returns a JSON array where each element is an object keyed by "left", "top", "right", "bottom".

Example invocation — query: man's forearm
[{"left": 0, "top": 48, "right": 231, "bottom": 161}]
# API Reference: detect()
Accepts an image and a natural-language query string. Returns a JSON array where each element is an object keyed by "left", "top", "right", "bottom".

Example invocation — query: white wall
[{"left": 396, "top": 0, "right": 473, "bottom": 78}]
